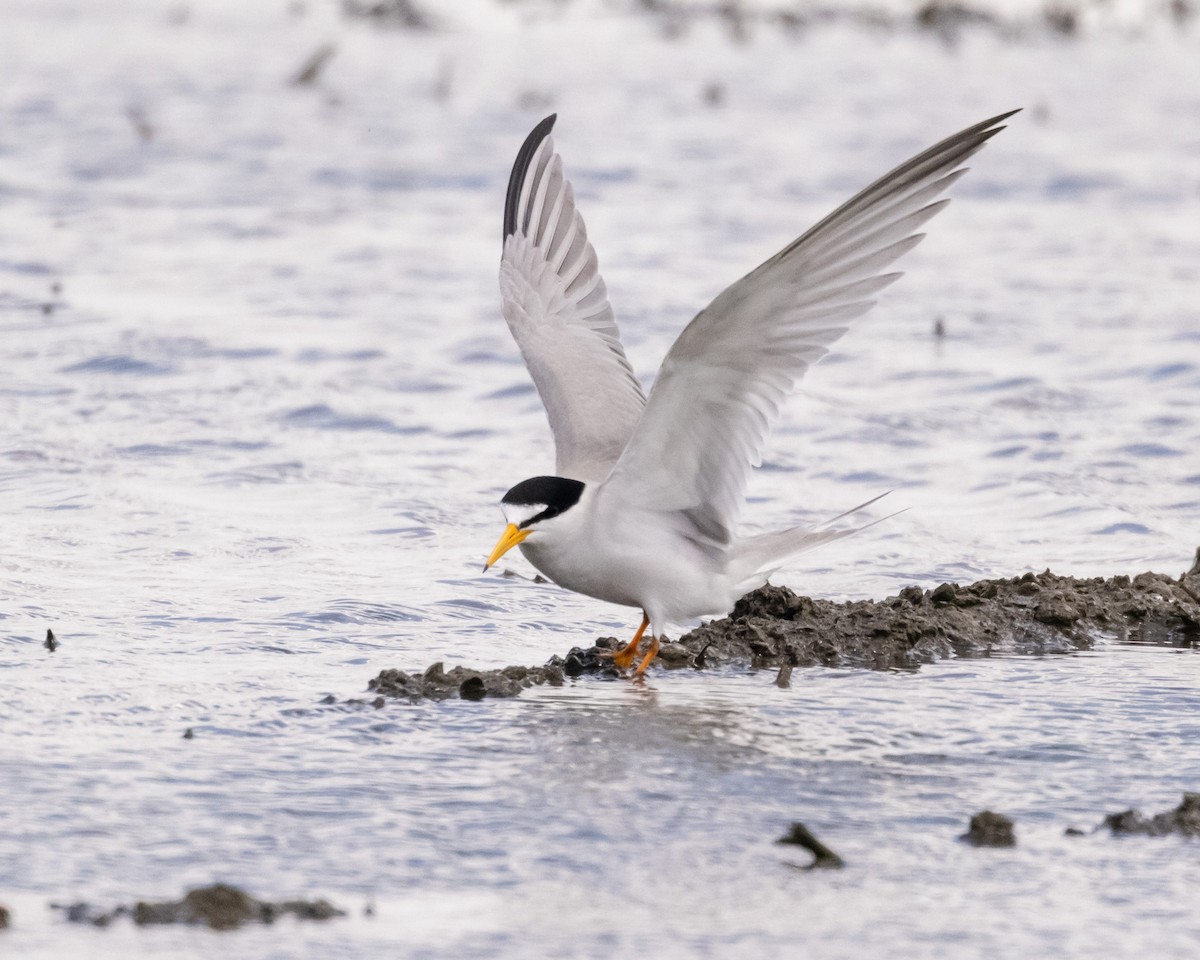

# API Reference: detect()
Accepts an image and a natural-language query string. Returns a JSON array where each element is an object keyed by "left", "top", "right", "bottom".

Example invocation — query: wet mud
[
  {"left": 961, "top": 811, "right": 1017, "bottom": 847},
  {"left": 1100, "top": 793, "right": 1200, "bottom": 838},
  {"left": 51, "top": 884, "right": 344, "bottom": 930},
  {"left": 369, "top": 565, "right": 1200, "bottom": 702}
]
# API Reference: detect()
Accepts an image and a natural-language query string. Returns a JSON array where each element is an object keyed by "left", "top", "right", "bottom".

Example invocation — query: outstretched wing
[
  {"left": 600, "top": 110, "right": 1019, "bottom": 547},
  {"left": 499, "top": 115, "right": 646, "bottom": 484}
]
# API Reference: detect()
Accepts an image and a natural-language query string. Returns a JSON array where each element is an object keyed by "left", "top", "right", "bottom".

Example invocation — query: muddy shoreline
[
  {"left": 368, "top": 561, "right": 1200, "bottom": 702},
  {"left": 344, "top": 0, "right": 1198, "bottom": 40}
]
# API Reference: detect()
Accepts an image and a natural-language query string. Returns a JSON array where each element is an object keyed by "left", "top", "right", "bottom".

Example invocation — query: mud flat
[{"left": 368, "top": 563, "right": 1200, "bottom": 702}]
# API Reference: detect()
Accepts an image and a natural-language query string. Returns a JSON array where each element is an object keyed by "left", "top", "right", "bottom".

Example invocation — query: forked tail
[{"left": 731, "top": 492, "right": 901, "bottom": 595}]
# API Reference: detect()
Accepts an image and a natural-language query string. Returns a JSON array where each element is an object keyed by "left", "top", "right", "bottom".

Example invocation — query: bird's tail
[{"left": 731, "top": 492, "right": 902, "bottom": 596}]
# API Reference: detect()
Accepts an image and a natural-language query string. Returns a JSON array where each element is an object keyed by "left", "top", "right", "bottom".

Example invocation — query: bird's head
[{"left": 483, "top": 476, "right": 585, "bottom": 571}]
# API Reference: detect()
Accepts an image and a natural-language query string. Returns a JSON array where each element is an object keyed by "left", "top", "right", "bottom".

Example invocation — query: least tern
[{"left": 485, "top": 110, "right": 1016, "bottom": 675}]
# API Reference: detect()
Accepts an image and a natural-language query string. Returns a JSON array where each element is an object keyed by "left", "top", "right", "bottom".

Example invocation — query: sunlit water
[{"left": 1, "top": 2, "right": 1199, "bottom": 957}]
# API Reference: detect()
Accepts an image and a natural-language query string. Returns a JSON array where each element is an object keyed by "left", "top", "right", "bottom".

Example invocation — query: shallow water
[{"left": 2, "top": 1, "right": 1199, "bottom": 957}]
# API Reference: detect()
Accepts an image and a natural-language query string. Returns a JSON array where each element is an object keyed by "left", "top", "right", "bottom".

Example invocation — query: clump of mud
[
  {"left": 1101, "top": 793, "right": 1200, "bottom": 838},
  {"left": 370, "top": 660, "right": 567, "bottom": 702},
  {"left": 961, "top": 810, "right": 1017, "bottom": 847},
  {"left": 677, "top": 566, "right": 1199, "bottom": 671},
  {"left": 52, "top": 884, "right": 344, "bottom": 930},
  {"left": 368, "top": 566, "right": 1200, "bottom": 702}
]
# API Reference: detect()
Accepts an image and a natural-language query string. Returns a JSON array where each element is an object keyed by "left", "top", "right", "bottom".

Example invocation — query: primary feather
[{"left": 600, "top": 110, "right": 1018, "bottom": 556}]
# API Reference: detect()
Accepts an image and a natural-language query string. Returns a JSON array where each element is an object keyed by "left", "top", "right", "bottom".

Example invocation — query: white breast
[{"left": 517, "top": 489, "right": 737, "bottom": 627}]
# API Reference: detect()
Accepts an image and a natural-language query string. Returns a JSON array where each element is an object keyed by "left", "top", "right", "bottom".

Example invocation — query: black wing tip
[
  {"left": 503, "top": 114, "right": 559, "bottom": 242},
  {"left": 990, "top": 107, "right": 1023, "bottom": 123},
  {"left": 977, "top": 107, "right": 1022, "bottom": 138}
]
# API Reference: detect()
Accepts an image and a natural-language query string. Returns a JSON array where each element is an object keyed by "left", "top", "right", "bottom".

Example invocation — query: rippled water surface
[{"left": 2, "top": 2, "right": 1199, "bottom": 957}]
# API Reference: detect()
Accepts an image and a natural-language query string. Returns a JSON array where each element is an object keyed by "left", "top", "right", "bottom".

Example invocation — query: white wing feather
[
  {"left": 600, "top": 111, "right": 1018, "bottom": 548},
  {"left": 499, "top": 116, "right": 645, "bottom": 484}
]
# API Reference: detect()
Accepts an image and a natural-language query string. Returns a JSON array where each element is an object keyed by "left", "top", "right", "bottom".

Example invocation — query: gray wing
[
  {"left": 499, "top": 115, "right": 646, "bottom": 484},
  {"left": 600, "top": 110, "right": 1019, "bottom": 547}
]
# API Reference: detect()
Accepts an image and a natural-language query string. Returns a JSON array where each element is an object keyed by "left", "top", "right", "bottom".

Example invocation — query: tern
[{"left": 484, "top": 110, "right": 1016, "bottom": 676}]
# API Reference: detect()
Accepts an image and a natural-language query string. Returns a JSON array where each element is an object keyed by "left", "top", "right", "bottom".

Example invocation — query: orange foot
[
  {"left": 633, "top": 636, "right": 661, "bottom": 680},
  {"left": 600, "top": 612, "right": 649, "bottom": 671}
]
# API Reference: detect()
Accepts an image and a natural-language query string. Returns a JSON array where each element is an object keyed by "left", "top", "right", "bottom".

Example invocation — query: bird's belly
[
  {"left": 518, "top": 539, "right": 642, "bottom": 608},
  {"left": 519, "top": 531, "right": 733, "bottom": 623}
]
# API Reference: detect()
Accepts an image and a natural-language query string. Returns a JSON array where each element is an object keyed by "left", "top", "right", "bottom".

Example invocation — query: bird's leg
[
  {"left": 633, "top": 635, "right": 661, "bottom": 678},
  {"left": 602, "top": 612, "right": 649, "bottom": 670}
]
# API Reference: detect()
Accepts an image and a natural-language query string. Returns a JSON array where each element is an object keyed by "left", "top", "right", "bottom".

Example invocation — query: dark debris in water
[
  {"left": 290, "top": 43, "right": 337, "bottom": 86},
  {"left": 1101, "top": 792, "right": 1200, "bottom": 838},
  {"left": 369, "top": 659, "right": 569, "bottom": 702},
  {"left": 777, "top": 821, "right": 845, "bottom": 869},
  {"left": 961, "top": 810, "right": 1017, "bottom": 847},
  {"left": 51, "top": 884, "right": 345, "bottom": 930},
  {"left": 368, "top": 565, "right": 1200, "bottom": 703},
  {"left": 342, "top": 0, "right": 433, "bottom": 29},
  {"left": 340, "top": 0, "right": 1200, "bottom": 39}
]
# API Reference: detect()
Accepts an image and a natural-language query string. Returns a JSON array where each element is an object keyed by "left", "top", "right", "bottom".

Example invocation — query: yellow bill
[{"left": 484, "top": 523, "right": 529, "bottom": 571}]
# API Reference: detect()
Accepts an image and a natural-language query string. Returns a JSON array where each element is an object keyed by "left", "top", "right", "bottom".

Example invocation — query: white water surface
[{"left": 1, "top": 2, "right": 1199, "bottom": 958}]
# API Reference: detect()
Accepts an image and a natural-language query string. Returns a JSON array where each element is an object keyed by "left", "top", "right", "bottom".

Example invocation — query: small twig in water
[
  {"left": 291, "top": 43, "right": 336, "bottom": 86},
  {"left": 126, "top": 106, "right": 155, "bottom": 142},
  {"left": 777, "top": 821, "right": 845, "bottom": 869}
]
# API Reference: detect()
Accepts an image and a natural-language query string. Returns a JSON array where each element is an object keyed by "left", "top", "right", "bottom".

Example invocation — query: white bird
[{"left": 484, "top": 110, "right": 1017, "bottom": 676}]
